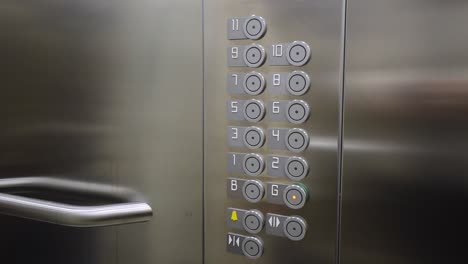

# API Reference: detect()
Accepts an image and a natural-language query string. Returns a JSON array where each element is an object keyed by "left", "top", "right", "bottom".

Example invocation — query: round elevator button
[
  {"left": 243, "top": 44, "right": 266, "bottom": 68},
  {"left": 283, "top": 184, "right": 308, "bottom": 209},
  {"left": 242, "top": 210, "right": 264, "bottom": 234},
  {"left": 286, "top": 100, "right": 310, "bottom": 124},
  {"left": 243, "top": 99, "right": 265, "bottom": 123},
  {"left": 286, "top": 41, "right": 311, "bottom": 66},
  {"left": 285, "top": 128, "right": 309, "bottom": 153},
  {"left": 242, "top": 180, "right": 264, "bottom": 203},
  {"left": 283, "top": 216, "right": 307, "bottom": 241},
  {"left": 243, "top": 127, "right": 265, "bottom": 149},
  {"left": 285, "top": 156, "right": 309, "bottom": 181},
  {"left": 242, "top": 153, "right": 265, "bottom": 176},
  {"left": 287, "top": 71, "right": 310, "bottom": 96},
  {"left": 243, "top": 72, "right": 265, "bottom": 95},
  {"left": 243, "top": 16, "right": 266, "bottom": 40},
  {"left": 241, "top": 236, "right": 264, "bottom": 259}
]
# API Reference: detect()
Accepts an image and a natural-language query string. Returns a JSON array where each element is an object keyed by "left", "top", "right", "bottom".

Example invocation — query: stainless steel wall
[
  {"left": 0, "top": 0, "right": 203, "bottom": 263},
  {"left": 204, "top": 1, "right": 344, "bottom": 263},
  {"left": 341, "top": 0, "right": 468, "bottom": 263}
]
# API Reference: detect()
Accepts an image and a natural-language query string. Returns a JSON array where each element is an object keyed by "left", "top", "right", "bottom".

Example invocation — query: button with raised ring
[
  {"left": 242, "top": 180, "right": 265, "bottom": 203},
  {"left": 283, "top": 216, "right": 307, "bottom": 241},
  {"left": 242, "top": 210, "right": 264, "bottom": 234},
  {"left": 243, "top": 16, "right": 267, "bottom": 40},
  {"left": 242, "top": 153, "right": 265, "bottom": 176},
  {"left": 283, "top": 184, "right": 308, "bottom": 209},
  {"left": 243, "top": 44, "right": 266, "bottom": 68},
  {"left": 286, "top": 100, "right": 310, "bottom": 124},
  {"left": 243, "top": 126, "right": 265, "bottom": 149},
  {"left": 243, "top": 99, "right": 265, "bottom": 123},
  {"left": 241, "top": 236, "right": 264, "bottom": 259},
  {"left": 285, "top": 156, "right": 309, "bottom": 181},
  {"left": 285, "top": 128, "right": 309, "bottom": 152},
  {"left": 286, "top": 41, "right": 311, "bottom": 66},
  {"left": 287, "top": 71, "right": 310, "bottom": 95},
  {"left": 243, "top": 72, "right": 265, "bottom": 95}
]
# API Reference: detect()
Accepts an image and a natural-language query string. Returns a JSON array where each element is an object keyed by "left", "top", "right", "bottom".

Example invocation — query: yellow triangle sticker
[{"left": 230, "top": 210, "right": 238, "bottom": 221}]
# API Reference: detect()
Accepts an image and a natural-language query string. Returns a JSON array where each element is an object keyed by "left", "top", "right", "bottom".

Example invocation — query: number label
[
  {"left": 273, "top": 74, "right": 281, "bottom": 86},
  {"left": 272, "top": 129, "right": 280, "bottom": 142},
  {"left": 231, "top": 47, "right": 239, "bottom": 59},
  {"left": 231, "top": 19, "right": 239, "bottom": 31},
  {"left": 272, "top": 157, "right": 280, "bottom": 169},
  {"left": 272, "top": 44, "right": 283, "bottom": 57},
  {"left": 231, "top": 127, "right": 238, "bottom": 140},
  {"left": 230, "top": 101, "right": 238, "bottom": 113},
  {"left": 272, "top": 101, "right": 280, "bottom": 114},
  {"left": 271, "top": 184, "right": 279, "bottom": 196},
  {"left": 231, "top": 180, "right": 238, "bottom": 191},
  {"left": 231, "top": 74, "right": 238, "bottom": 86}
]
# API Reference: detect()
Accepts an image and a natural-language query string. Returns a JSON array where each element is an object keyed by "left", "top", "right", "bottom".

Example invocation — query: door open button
[{"left": 283, "top": 216, "right": 307, "bottom": 241}]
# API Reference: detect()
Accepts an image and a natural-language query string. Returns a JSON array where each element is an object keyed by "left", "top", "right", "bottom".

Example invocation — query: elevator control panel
[{"left": 226, "top": 15, "right": 312, "bottom": 259}]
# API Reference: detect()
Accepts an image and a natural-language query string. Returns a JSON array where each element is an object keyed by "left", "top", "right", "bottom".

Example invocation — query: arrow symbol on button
[
  {"left": 236, "top": 237, "right": 240, "bottom": 247},
  {"left": 229, "top": 235, "right": 232, "bottom": 245},
  {"left": 268, "top": 216, "right": 281, "bottom": 228}
]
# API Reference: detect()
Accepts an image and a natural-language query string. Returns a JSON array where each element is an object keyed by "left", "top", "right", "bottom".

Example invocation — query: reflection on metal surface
[
  {"left": 1, "top": 0, "right": 203, "bottom": 263},
  {"left": 0, "top": 177, "right": 152, "bottom": 227},
  {"left": 342, "top": 1, "right": 468, "bottom": 263}
]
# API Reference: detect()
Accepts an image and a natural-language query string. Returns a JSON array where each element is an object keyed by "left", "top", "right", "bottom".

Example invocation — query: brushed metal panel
[
  {"left": 0, "top": 0, "right": 203, "bottom": 263},
  {"left": 342, "top": 1, "right": 468, "bottom": 263},
  {"left": 204, "top": 1, "right": 345, "bottom": 263}
]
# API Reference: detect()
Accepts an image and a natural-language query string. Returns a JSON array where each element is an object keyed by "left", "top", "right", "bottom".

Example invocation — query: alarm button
[{"left": 242, "top": 210, "right": 264, "bottom": 234}]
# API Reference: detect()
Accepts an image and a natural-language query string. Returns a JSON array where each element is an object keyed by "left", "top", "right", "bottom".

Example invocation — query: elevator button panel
[{"left": 226, "top": 14, "right": 313, "bottom": 259}]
